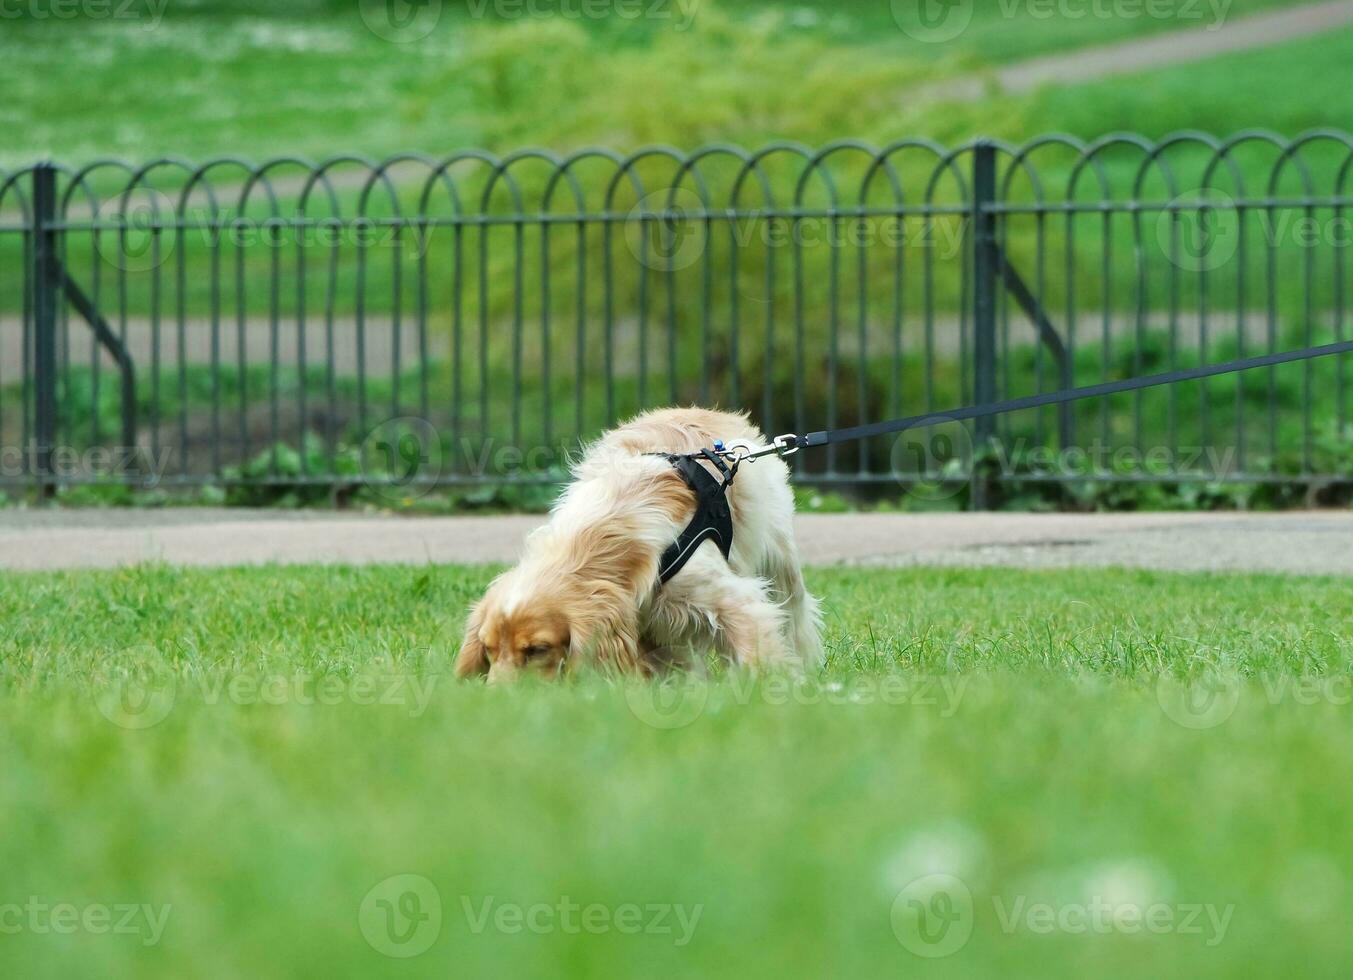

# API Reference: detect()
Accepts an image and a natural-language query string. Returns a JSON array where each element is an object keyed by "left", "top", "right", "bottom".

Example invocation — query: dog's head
[
  {"left": 455, "top": 569, "right": 642, "bottom": 683},
  {"left": 454, "top": 574, "right": 571, "bottom": 683}
]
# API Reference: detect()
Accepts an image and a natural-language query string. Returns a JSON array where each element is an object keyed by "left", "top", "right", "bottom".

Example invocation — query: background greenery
[
  {"left": 0, "top": 0, "right": 1336, "bottom": 161},
  {"left": 2, "top": 0, "right": 1351, "bottom": 509}
]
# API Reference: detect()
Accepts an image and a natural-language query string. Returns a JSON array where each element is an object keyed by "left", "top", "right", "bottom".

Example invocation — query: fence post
[
  {"left": 31, "top": 163, "right": 59, "bottom": 498},
  {"left": 970, "top": 142, "right": 999, "bottom": 510}
]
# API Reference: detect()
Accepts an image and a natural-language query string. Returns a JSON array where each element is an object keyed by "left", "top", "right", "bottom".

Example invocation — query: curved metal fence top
[{"left": 6, "top": 131, "right": 1353, "bottom": 226}]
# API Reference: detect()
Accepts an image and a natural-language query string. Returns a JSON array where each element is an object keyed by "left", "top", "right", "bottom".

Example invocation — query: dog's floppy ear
[
  {"left": 578, "top": 626, "right": 641, "bottom": 674},
  {"left": 568, "top": 584, "right": 642, "bottom": 674},
  {"left": 455, "top": 602, "right": 489, "bottom": 678}
]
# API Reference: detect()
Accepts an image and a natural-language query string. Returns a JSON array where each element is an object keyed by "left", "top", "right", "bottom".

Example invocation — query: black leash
[
  {"left": 732, "top": 340, "right": 1353, "bottom": 459},
  {"left": 654, "top": 339, "right": 1353, "bottom": 586}
]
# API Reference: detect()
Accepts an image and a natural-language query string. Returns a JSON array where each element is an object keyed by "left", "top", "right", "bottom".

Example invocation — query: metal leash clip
[{"left": 712, "top": 433, "right": 799, "bottom": 463}]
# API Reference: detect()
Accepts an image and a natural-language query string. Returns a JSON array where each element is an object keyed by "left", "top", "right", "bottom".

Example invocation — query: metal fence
[{"left": 2, "top": 132, "right": 1351, "bottom": 504}]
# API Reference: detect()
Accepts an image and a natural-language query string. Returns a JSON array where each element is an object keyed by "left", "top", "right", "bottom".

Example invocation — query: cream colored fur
[{"left": 456, "top": 407, "right": 822, "bottom": 682}]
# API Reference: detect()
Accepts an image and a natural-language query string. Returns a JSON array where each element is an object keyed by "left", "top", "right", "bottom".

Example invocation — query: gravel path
[
  {"left": 1001, "top": 0, "right": 1353, "bottom": 90},
  {"left": 1, "top": 508, "right": 1349, "bottom": 575},
  {"left": 927, "top": 0, "right": 1353, "bottom": 102}
]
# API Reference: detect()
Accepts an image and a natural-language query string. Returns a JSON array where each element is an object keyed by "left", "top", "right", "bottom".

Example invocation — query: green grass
[
  {"left": 820, "top": 0, "right": 1311, "bottom": 61},
  {"left": 1020, "top": 24, "right": 1353, "bottom": 138},
  {"left": 2, "top": 562, "right": 1351, "bottom": 978},
  {"left": 0, "top": 0, "right": 1329, "bottom": 166}
]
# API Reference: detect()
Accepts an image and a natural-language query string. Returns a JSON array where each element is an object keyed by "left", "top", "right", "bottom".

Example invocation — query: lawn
[
  {"left": 2, "top": 562, "right": 1351, "bottom": 978},
  {"left": 0, "top": 0, "right": 1333, "bottom": 165}
]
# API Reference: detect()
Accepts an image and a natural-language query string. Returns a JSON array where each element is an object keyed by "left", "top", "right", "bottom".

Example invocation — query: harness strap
[{"left": 655, "top": 449, "right": 737, "bottom": 585}]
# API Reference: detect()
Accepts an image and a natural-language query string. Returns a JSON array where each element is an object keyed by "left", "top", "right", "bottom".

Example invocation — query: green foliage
[
  {"left": 442, "top": 11, "right": 944, "bottom": 150},
  {"left": 52, "top": 481, "right": 139, "bottom": 508},
  {"left": 450, "top": 470, "right": 567, "bottom": 513},
  {"left": 222, "top": 435, "right": 361, "bottom": 507},
  {"left": 0, "top": 0, "right": 1331, "bottom": 168},
  {"left": 13, "top": 318, "right": 1351, "bottom": 514},
  {"left": 7, "top": 2, "right": 1353, "bottom": 517},
  {"left": 793, "top": 485, "right": 853, "bottom": 513}
]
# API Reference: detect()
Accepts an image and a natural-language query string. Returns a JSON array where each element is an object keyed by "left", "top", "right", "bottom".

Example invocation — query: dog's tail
[{"left": 770, "top": 540, "right": 824, "bottom": 668}]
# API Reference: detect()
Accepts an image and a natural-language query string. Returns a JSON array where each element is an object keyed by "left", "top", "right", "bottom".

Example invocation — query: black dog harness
[{"left": 655, "top": 445, "right": 739, "bottom": 584}]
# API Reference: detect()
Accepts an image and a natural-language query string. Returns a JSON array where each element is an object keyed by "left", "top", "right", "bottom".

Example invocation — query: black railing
[{"left": 2, "top": 133, "right": 1351, "bottom": 503}]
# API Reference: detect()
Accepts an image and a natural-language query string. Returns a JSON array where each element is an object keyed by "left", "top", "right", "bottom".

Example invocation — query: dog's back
[{"left": 594, "top": 406, "right": 765, "bottom": 458}]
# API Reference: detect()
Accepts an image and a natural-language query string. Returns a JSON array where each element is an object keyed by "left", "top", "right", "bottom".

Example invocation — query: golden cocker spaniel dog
[{"left": 456, "top": 407, "right": 821, "bottom": 682}]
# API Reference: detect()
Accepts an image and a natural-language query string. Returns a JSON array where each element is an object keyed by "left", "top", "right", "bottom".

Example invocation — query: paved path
[
  {"left": 923, "top": 0, "right": 1353, "bottom": 102},
  {"left": 1, "top": 509, "right": 1349, "bottom": 575},
  {"left": 3, "top": 310, "right": 1325, "bottom": 377}
]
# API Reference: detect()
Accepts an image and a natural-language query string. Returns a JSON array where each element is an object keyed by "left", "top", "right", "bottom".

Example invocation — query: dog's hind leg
[
  {"left": 712, "top": 578, "right": 794, "bottom": 672},
  {"left": 778, "top": 559, "right": 823, "bottom": 669},
  {"left": 661, "top": 547, "right": 797, "bottom": 672},
  {"left": 762, "top": 524, "right": 823, "bottom": 669}
]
